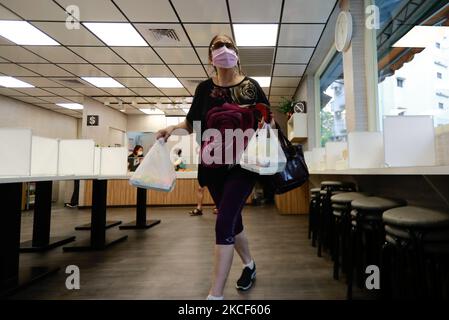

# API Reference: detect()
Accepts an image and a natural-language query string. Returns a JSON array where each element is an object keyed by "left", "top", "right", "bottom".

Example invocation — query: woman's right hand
[{"left": 155, "top": 125, "right": 175, "bottom": 142}]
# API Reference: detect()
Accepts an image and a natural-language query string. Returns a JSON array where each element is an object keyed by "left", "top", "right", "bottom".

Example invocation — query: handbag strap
[{"left": 274, "top": 121, "right": 292, "bottom": 150}]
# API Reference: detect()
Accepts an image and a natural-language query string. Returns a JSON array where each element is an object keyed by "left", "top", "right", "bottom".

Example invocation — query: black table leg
[
  {"left": 119, "top": 188, "right": 161, "bottom": 230},
  {"left": 64, "top": 180, "right": 127, "bottom": 252},
  {"left": 20, "top": 181, "right": 75, "bottom": 252},
  {"left": 0, "top": 183, "right": 58, "bottom": 297},
  {"left": 74, "top": 220, "right": 122, "bottom": 231}
]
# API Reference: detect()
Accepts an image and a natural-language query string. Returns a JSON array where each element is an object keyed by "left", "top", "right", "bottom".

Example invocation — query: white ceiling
[{"left": 0, "top": 0, "right": 337, "bottom": 118}]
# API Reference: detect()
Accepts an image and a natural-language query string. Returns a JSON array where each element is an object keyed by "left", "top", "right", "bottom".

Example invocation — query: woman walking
[{"left": 156, "top": 34, "right": 273, "bottom": 300}]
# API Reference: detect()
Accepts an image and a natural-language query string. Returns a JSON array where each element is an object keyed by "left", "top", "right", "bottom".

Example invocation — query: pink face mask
[{"left": 212, "top": 46, "right": 239, "bottom": 69}]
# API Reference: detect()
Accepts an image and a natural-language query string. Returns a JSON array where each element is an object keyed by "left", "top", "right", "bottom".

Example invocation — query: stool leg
[
  {"left": 333, "top": 216, "right": 340, "bottom": 280},
  {"left": 380, "top": 241, "right": 392, "bottom": 300},
  {"left": 346, "top": 226, "right": 355, "bottom": 299},
  {"left": 308, "top": 198, "right": 314, "bottom": 240}
]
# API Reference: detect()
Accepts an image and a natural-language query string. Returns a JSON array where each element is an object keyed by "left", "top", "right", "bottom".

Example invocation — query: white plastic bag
[
  {"left": 129, "top": 138, "right": 176, "bottom": 192},
  {"left": 239, "top": 124, "right": 287, "bottom": 175}
]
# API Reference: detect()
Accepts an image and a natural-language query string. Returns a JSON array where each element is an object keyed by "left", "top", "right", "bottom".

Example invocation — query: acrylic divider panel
[
  {"left": 30, "top": 136, "right": 59, "bottom": 176},
  {"left": 94, "top": 147, "right": 101, "bottom": 175},
  {"left": 0, "top": 128, "right": 32, "bottom": 176},
  {"left": 312, "top": 147, "right": 326, "bottom": 171},
  {"left": 348, "top": 132, "right": 384, "bottom": 169},
  {"left": 99, "top": 147, "right": 128, "bottom": 176},
  {"left": 325, "top": 141, "right": 348, "bottom": 170},
  {"left": 58, "top": 139, "right": 95, "bottom": 176}
]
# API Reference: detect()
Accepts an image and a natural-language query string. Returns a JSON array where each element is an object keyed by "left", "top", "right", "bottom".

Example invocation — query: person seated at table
[
  {"left": 128, "top": 145, "right": 144, "bottom": 172},
  {"left": 173, "top": 148, "right": 187, "bottom": 171}
]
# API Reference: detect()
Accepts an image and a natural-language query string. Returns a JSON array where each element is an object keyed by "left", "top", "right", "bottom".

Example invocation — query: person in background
[
  {"left": 173, "top": 148, "right": 186, "bottom": 171},
  {"left": 128, "top": 145, "right": 144, "bottom": 172},
  {"left": 189, "top": 186, "right": 219, "bottom": 216},
  {"left": 64, "top": 179, "right": 79, "bottom": 208}
]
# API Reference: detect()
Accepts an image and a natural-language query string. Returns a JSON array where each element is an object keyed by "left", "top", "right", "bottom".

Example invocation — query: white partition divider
[
  {"left": 348, "top": 132, "right": 384, "bottom": 168},
  {"left": 325, "top": 141, "right": 348, "bottom": 170},
  {"left": 31, "top": 136, "right": 58, "bottom": 176},
  {"left": 0, "top": 128, "right": 32, "bottom": 176},
  {"left": 94, "top": 147, "right": 101, "bottom": 175},
  {"left": 58, "top": 139, "right": 95, "bottom": 176},
  {"left": 312, "top": 147, "right": 326, "bottom": 171},
  {"left": 304, "top": 151, "right": 314, "bottom": 171},
  {"left": 100, "top": 147, "right": 128, "bottom": 176},
  {"left": 384, "top": 116, "right": 436, "bottom": 167}
]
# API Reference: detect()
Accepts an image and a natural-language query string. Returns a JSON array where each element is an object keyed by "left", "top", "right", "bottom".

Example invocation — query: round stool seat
[
  {"left": 385, "top": 224, "right": 449, "bottom": 242},
  {"left": 351, "top": 197, "right": 406, "bottom": 211},
  {"left": 310, "top": 188, "right": 321, "bottom": 193},
  {"left": 386, "top": 233, "right": 449, "bottom": 254},
  {"left": 351, "top": 209, "right": 383, "bottom": 221},
  {"left": 320, "top": 190, "right": 345, "bottom": 196},
  {"left": 332, "top": 203, "right": 346, "bottom": 211},
  {"left": 333, "top": 211, "right": 342, "bottom": 217},
  {"left": 321, "top": 181, "right": 355, "bottom": 189},
  {"left": 331, "top": 192, "right": 369, "bottom": 204},
  {"left": 383, "top": 206, "right": 449, "bottom": 229}
]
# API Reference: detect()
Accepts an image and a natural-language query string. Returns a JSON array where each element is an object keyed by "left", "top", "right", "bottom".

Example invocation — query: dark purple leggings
[{"left": 207, "top": 166, "right": 257, "bottom": 245}]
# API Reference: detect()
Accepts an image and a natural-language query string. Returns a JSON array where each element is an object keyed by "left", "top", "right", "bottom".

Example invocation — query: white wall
[
  {"left": 0, "top": 95, "right": 78, "bottom": 139},
  {"left": 81, "top": 97, "right": 127, "bottom": 146},
  {"left": 126, "top": 114, "right": 168, "bottom": 132}
]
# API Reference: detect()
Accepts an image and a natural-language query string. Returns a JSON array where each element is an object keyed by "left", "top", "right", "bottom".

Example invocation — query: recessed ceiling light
[
  {"left": 251, "top": 77, "right": 271, "bottom": 88},
  {"left": 83, "top": 22, "right": 147, "bottom": 46},
  {"left": 140, "top": 108, "right": 165, "bottom": 115},
  {"left": 233, "top": 24, "right": 278, "bottom": 46},
  {"left": 393, "top": 26, "right": 449, "bottom": 48},
  {"left": 56, "top": 103, "right": 84, "bottom": 110},
  {"left": 0, "top": 21, "right": 60, "bottom": 45},
  {"left": 0, "top": 76, "right": 34, "bottom": 88},
  {"left": 147, "top": 77, "right": 183, "bottom": 88},
  {"left": 81, "top": 77, "right": 124, "bottom": 88}
]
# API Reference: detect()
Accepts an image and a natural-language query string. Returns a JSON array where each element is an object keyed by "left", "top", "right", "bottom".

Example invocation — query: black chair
[
  {"left": 382, "top": 206, "right": 449, "bottom": 299},
  {"left": 331, "top": 192, "right": 370, "bottom": 280},
  {"left": 347, "top": 196, "right": 406, "bottom": 299},
  {"left": 309, "top": 187, "right": 321, "bottom": 246},
  {"left": 317, "top": 181, "right": 356, "bottom": 258}
]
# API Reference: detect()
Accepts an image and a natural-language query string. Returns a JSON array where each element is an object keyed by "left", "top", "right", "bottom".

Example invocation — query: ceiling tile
[
  {"left": 93, "top": 96, "right": 120, "bottom": 103},
  {"left": 65, "top": 96, "right": 85, "bottom": 103},
  {"left": 0, "top": 57, "right": 6, "bottom": 62},
  {"left": 0, "top": 46, "right": 47, "bottom": 63},
  {"left": 25, "top": 46, "right": 86, "bottom": 63},
  {"left": 39, "top": 96, "right": 74, "bottom": 103},
  {"left": 114, "top": 0, "right": 178, "bottom": 22},
  {"left": 170, "top": 65, "right": 206, "bottom": 78},
  {"left": 283, "top": 0, "right": 337, "bottom": 23},
  {"left": 278, "top": 24, "right": 325, "bottom": 47},
  {"left": 0, "top": 87, "right": 25, "bottom": 96},
  {"left": 154, "top": 47, "right": 200, "bottom": 64},
  {"left": 69, "top": 46, "right": 125, "bottom": 64},
  {"left": 111, "top": 47, "right": 162, "bottom": 64},
  {"left": 19, "top": 63, "right": 73, "bottom": 77},
  {"left": 0, "top": 37, "right": 14, "bottom": 45},
  {"left": 31, "top": 22, "right": 103, "bottom": 46},
  {"left": 271, "top": 77, "right": 300, "bottom": 87},
  {"left": 132, "top": 64, "right": 174, "bottom": 77},
  {"left": 239, "top": 47, "right": 275, "bottom": 65},
  {"left": 13, "top": 96, "right": 47, "bottom": 104},
  {"left": 172, "top": 0, "right": 229, "bottom": 23},
  {"left": 179, "top": 78, "right": 205, "bottom": 94},
  {"left": 270, "top": 87, "right": 296, "bottom": 96},
  {"left": 57, "top": 64, "right": 106, "bottom": 77},
  {"left": 117, "top": 96, "right": 148, "bottom": 103},
  {"left": 0, "top": 63, "right": 38, "bottom": 76},
  {"left": 160, "top": 88, "right": 190, "bottom": 96},
  {"left": 55, "top": 0, "right": 126, "bottom": 21},
  {"left": 275, "top": 48, "right": 314, "bottom": 64},
  {"left": 229, "top": 0, "right": 282, "bottom": 23},
  {"left": 96, "top": 64, "right": 141, "bottom": 77},
  {"left": 41, "top": 87, "right": 83, "bottom": 96},
  {"left": 115, "top": 77, "right": 153, "bottom": 87},
  {"left": 102, "top": 88, "right": 136, "bottom": 96},
  {"left": 184, "top": 24, "right": 233, "bottom": 46},
  {"left": 129, "top": 87, "right": 162, "bottom": 96},
  {"left": 0, "top": 0, "right": 67, "bottom": 21},
  {"left": 268, "top": 95, "right": 285, "bottom": 103},
  {"left": 15, "top": 87, "right": 56, "bottom": 96},
  {"left": 241, "top": 64, "right": 272, "bottom": 76},
  {"left": 134, "top": 24, "right": 191, "bottom": 47},
  {"left": 15, "top": 76, "right": 63, "bottom": 87},
  {"left": 50, "top": 77, "right": 93, "bottom": 88},
  {"left": 0, "top": 3, "right": 20, "bottom": 19},
  {"left": 195, "top": 47, "right": 210, "bottom": 64},
  {"left": 73, "top": 87, "right": 109, "bottom": 95},
  {"left": 273, "top": 64, "right": 306, "bottom": 77}
]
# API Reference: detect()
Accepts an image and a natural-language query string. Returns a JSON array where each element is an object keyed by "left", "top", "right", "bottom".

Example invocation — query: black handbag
[{"left": 264, "top": 122, "right": 309, "bottom": 194}]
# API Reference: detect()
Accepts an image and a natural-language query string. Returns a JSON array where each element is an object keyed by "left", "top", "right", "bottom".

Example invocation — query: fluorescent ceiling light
[
  {"left": 56, "top": 103, "right": 83, "bottom": 110},
  {"left": 81, "top": 77, "right": 124, "bottom": 88},
  {"left": 233, "top": 24, "right": 278, "bottom": 46},
  {"left": 139, "top": 108, "right": 164, "bottom": 115},
  {"left": 393, "top": 26, "right": 449, "bottom": 48},
  {"left": 83, "top": 23, "right": 147, "bottom": 46},
  {"left": 0, "top": 76, "right": 34, "bottom": 88},
  {"left": 251, "top": 77, "right": 271, "bottom": 88},
  {"left": 147, "top": 77, "right": 183, "bottom": 88},
  {"left": 0, "top": 21, "right": 60, "bottom": 45}
]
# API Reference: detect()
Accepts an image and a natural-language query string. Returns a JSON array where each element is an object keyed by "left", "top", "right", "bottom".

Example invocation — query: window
[
  {"left": 376, "top": 0, "right": 449, "bottom": 127},
  {"left": 319, "top": 52, "right": 346, "bottom": 147}
]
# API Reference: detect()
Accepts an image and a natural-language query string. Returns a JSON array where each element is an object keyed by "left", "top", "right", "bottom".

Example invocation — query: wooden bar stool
[
  {"left": 382, "top": 206, "right": 449, "bottom": 299},
  {"left": 347, "top": 196, "right": 406, "bottom": 299}
]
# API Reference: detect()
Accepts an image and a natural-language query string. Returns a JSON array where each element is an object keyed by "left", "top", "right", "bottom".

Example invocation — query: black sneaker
[{"left": 236, "top": 262, "right": 256, "bottom": 291}]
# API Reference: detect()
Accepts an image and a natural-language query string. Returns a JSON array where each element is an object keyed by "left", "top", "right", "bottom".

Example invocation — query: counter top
[{"left": 310, "top": 165, "right": 449, "bottom": 175}]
